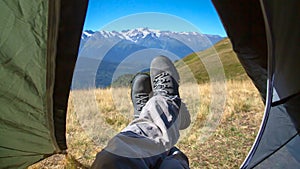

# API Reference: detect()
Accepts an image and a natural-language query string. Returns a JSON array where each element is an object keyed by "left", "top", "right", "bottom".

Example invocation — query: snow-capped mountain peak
[
  {"left": 119, "top": 28, "right": 161, "bottom": 42},
  {"left": 81, "top": 28, "right": 223, "bottom": 42},
  {"left": 80, "top": 28, "right": 223, "bottom": 53},
  {"left": 81, "top": 30, "right": 95, "bottom": 39},
  {"left": 82, "top": 28, "right": 167, "bottom": 42}
]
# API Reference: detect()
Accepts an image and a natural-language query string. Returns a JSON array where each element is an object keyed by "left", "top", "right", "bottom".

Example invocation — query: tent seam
[
  {"left": 240, "top": 0, "right": 275, "bottom": 168},
  {"left": 46, "top": 0, "right": 61, "bottom": 153}
]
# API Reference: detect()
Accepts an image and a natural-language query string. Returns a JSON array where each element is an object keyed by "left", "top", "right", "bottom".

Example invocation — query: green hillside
[
  {"left": 175, "top": 38, "right": 248, "bottom": 83},
  {"left": 111, "top": 38, "right": 247, "bottom": 87}
]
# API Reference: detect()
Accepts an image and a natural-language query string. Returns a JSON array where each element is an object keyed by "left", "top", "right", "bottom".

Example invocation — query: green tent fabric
[{"left": 0, "top": 0, "right": 88, "bottom": 168}]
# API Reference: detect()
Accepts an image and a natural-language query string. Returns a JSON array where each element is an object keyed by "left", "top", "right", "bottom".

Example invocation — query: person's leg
[
  {"left": 91, "top": 132, "right": 166, "bottom": 169},
  {"left": 91, "top": 148, "right": 149, "bottom": 169},
  {"left": 91, "top": 56, "right": 190, "bottom": 168},
  {"left": 117, "top": 56, "right": 190, "bottom": 156},
  {"left": 92, "top": 73, "right": 155, "bottom": 169},
  {"left": 158, "top": 147, "right": 190, "bottom": 169}
]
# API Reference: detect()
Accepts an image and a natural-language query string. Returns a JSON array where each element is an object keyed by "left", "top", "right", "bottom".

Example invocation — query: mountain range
[
  {"left": 79, "top": 28, "right": 223, "bottom": 60},
  {"left": 73, "top": 28, "right": 224, "bottom": 88}
]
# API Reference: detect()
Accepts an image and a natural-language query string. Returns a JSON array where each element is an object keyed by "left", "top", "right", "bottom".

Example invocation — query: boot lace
[
  {"left": 135, "top": 93, "right": 149, "bottom": 111},
  {"left": 153, "top": 72, "right": 171, "bottom": 95}
]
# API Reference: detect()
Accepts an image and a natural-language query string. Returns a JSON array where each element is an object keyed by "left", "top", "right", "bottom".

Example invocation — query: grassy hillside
[
  {"left": 29, "top": 39, "right": 265, "bottom": 169},
  {"left": 175, "top": 38, "right": 248, "bottom": 83},
  {"left": 30, "top": 81, "right": 264, "bottom": 169}
]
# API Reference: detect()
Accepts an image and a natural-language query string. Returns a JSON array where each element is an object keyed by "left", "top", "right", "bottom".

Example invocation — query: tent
[
  {"left": 0, "top": 0, "right": 299, "bottom": 168},
  {"left": 0, "top": 0, "right": 88, "bottom": 168},
  {"left": 212, "top": 0, "right": 300, "bottom": 168}
]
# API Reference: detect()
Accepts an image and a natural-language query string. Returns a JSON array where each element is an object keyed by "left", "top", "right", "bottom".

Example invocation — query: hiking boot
[
  {"left": 150, "top": 56, "right": 180, "bottom": 97},
  {"left": 131, "top": 73, "right": 152, "bottom": 118},
  {"left": 150, "top": 56, "right": 190, "bottom": 130}
]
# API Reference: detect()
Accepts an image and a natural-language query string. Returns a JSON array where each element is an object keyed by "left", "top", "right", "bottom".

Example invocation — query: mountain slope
[{"left": 176, "top": 38, "right": 247, "bottom": 84}]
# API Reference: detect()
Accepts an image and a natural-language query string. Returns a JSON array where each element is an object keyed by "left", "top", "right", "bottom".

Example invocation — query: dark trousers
[{"left": 91, "top": 146, "right": 189, "bottom": 169}]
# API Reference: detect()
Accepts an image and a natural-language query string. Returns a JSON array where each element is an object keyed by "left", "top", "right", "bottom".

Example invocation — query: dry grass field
[{"left": 30, "top": 79, "right": 264, "bottom": 169}]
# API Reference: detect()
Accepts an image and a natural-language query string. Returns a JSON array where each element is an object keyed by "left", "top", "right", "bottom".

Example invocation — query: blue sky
[{"left": 83, "top": 0, "right": 227, "bottom": 36}]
